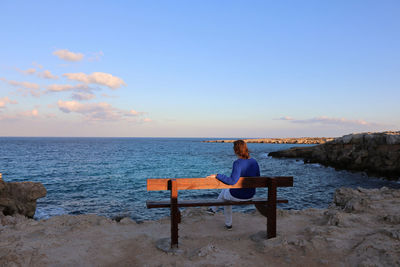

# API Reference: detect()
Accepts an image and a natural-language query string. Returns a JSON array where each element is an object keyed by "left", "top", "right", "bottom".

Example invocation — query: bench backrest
[{"left": 147, "top": 176, "right": 293, "bottom": 191}]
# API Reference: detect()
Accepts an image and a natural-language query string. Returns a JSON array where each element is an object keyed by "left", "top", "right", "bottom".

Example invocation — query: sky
[{"left": 0, "top": 0, "right": 399, "bottom": 138}]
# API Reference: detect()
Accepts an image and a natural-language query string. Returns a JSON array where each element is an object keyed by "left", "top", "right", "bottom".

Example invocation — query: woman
[{"left": 207, "top": 140, "right": 260, "bottom": 229}]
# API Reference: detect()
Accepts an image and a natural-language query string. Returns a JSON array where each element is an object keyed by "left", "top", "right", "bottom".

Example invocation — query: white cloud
[
  {"left": 63, "top": 72, "right": 126, "bottom": 89},
  {"left": 58, "top": 100, "right": 120, "bottom": 121},
  {"left": 88, "top": 51, "right": 104, "bottom": 61},
  {"left": 38, "top": 70, "right": 59, "bottom": 79},
  {"left": 57, "top": 100, "right": 146, "bottom": 122},
  {"left": 0, "top": 78, "right": 41, "bottom": 97},
  {"left": 278, "top": 116, "right": 379, "bottom": 127},
  {"left": 0, "top": 108, "right": 39, "bottom": 121},
  {"left": 53, "top": 49, "right": 84, "bottom": 62},
  {"left": 71, "top": 92, "right": 96, "bottom": 101},
  {"left": 46, "top": 83, "right": 89, "bottom": 92},
  {"left": 101, "top": 93, "right": 118, "bottom": 98},
  {"left": 20, "top": 109, "right": 39, "bottom": 117},
  {"left": 294, "top": 116, "right": 370, "bottom": 126},
  {"left": 276, "top": 116, "right": 294, "bottom": 121},
  {"left": 58, "top": 100, "right": 80, "bottom": 112},
  {"left": 1, "top": 78, "right": 40, "bottom": 90},
  {"left": 17, "top": 66, "right": 58, "bottom": 79},
  {"left": 129, "top": 109, "right": 139, "bottom": 115},
  {"left": 143, "top": 118, "right": 152, "bottom": 122},
  {"left": 125, "top": 109, "right": 146, "bottom": 117},
  {"left": 47, "top": 84, "right": 74, "bottom": 92},
  {"left": 0, "top": 97, "right": 18, "bottom": 108},
  {"left": 17, "top": 68, "right": 36, "bottom": 75},
  {"left": 32, "top": 62, "right": 43, "bottom": 69}
]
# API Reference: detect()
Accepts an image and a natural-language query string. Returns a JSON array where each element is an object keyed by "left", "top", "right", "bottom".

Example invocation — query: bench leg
[
  {"left": 267, "top": 180, "right": 277, "bottom": 238},
  {"left": 255, "top": 203, "right": 268, "bottom": 217},
  {"left": 177, "top": 209, "right": 181, "bottom": 224},
  {"left": 170, "top": 179, "right": 179, "bottom": 248}
]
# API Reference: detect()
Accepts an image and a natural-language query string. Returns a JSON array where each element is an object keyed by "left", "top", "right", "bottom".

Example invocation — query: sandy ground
[{"left": 1, "top": 187, "right": 399, "bottom": 267}]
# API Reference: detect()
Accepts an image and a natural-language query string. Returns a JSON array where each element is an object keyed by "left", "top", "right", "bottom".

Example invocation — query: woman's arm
[{"left": 216, "top": 160, "right": 241, "bottom": 185}]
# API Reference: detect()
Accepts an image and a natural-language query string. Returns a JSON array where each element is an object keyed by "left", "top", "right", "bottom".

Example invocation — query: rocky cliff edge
[
  {"left": 268, "top": 131, "right": 400, "bottom": 179},
  {"left": 0, "top": 173, "right": 47, "bottom": 218}
]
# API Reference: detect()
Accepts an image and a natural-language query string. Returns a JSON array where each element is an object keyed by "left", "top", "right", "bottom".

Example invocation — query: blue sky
[{"left": 0, "top": 0, "right": 399, "bottom": 137}]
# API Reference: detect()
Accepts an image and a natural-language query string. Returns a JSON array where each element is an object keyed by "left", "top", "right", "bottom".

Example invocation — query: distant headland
[
  {"left": 269, "top": 131, "right": 400, "bottom": 179},
  {"left": 203, "top": 137, "right": 334, "bottom": 144}
]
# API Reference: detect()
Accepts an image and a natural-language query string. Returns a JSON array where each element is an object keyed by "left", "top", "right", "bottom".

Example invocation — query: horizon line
[{"left": 0, "top": 135, "right": 338, "bottom": 139}]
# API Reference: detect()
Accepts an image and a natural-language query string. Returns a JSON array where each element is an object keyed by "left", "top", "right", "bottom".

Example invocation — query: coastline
[
  {"left": 203, "top": 137, "right": 334, "bottom": 144},
  {"left": 1, "top": 187, "right": 399, "bottom": 266},
  {"left": 269, "top": 132, "right": 400, "bottom": 179}
]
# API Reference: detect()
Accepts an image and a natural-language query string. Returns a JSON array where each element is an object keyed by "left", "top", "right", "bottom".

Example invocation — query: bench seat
[
  {"left": 146, "top": 176, "right": 293, "bottom": 248},
  {"left": 146, "top": 198, "right": 288, "bottom": 208}
]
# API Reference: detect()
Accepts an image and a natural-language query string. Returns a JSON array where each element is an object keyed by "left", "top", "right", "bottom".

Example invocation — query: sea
[{"left": 1, "top": 137, "right": 399, "bottom": 221}]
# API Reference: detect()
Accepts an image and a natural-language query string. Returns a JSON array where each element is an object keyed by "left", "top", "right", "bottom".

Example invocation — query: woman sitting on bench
[{"left": 207, "top": 140, "right": 260, "bottom": 229}]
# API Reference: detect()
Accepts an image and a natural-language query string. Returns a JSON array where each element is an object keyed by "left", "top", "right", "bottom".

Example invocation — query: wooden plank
[
  {"left": 146, "top": 198, "right": 289, "bottom": 208},
  {"left": 147, "top": 176, "right": 293, "bottom": 191}
]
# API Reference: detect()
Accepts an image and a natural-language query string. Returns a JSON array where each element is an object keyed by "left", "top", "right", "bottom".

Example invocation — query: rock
[
  {"left": 0, "top": 174, "right": 46, "bottom": 218},
  {"left": 119, "top": 217, "right": 135, "bottom": 225},
  {"left": 203, "top": 137, "right": 335, "bottom": 144},
  {"left": 156, "top": 237, "right": 185, "bottom": 254},
  {"left": 0, "top": 186, "right": 399, "bottom": 266},
  {"left": 268, "top": 131, "right": 400, "bottom": 179},
  {"left": 0, "top": 214, "right": 29, "bottom": 226}
]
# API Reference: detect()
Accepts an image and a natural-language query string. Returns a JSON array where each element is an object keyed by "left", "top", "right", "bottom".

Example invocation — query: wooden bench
[{"left": 146, "top": 176, "right": 293, "bottom": 248}]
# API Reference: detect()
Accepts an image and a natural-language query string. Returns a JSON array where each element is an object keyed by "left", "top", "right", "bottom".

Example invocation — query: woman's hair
[{"left": 233, "top": 140, "right": 250, "bottom": 159}]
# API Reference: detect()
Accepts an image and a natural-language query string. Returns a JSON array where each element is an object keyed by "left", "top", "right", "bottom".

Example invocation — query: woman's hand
[{"left": 207, "top": 174, "right": 217, "bottom": 178}]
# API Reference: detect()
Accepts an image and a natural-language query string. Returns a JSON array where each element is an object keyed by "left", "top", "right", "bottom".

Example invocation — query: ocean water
[{"left": 1, "top": 137, "right": 399, "bottom": 221}]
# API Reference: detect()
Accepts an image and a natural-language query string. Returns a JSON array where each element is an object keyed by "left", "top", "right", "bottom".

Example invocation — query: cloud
[
  {"left": 32, "top": 62, "right": 43, "bottom": 69},
  {"left": 63, "top": 72, "right": 126, "bottom": 89},
  {"left": 0, "top": 78, "right": 41, "bottom": 97},
  {"left": 125, "top": 109, "right": 146, "bottom": 117},
  {"left": 0, "top": 97, "right": 18, "bottom": 108},
  {"left": 53, "top": 49, "right": 84, "bottom": 62},
  {"left": 16, "top": 67, "right": 58, "bottom": 79},
  {"left": 129, "top": 109, "right": 139, "bottom": 115},
  {"left": 71, "top": 92, "right": 96, "bottom": 101},
  {"left": 57, "top": 100, "right": 146, "bottom": 121},
  {"left": 58, "top": 100, "right": 121, "bottom": 121},
  {"left": 101, "top": 93, "right": 118, "bottom": 98},
  {"left": 143, "top": 118, "right": 152, "bottom": 122},
  {"left": 20, "top": 109, "right": 39, "bottom": 117},
  {"left": 0, "top": 108, "right": 39, "bottom": 121},
  {"left": 46, "top": 83, "right": 89, "bottom": 92},
  {"left": 17, "top": 68, "right": 36, "bottom": 75},
  {"left": 38, "top": 70, "right": 59, "bottom": 79},
  {"left": 1, "top": 78, "right": 40, "bottom": 90},
  {"left": 47, "top": 84, "right": 75, "bottom": 92},
  {"left": 277, "top": 116, "right": 379, "bottom": 127},
  {"left": 276, "top": 116, "right": 294, "bottom": 121},
  {"left": 88, "top": 51, "right": 104, "bottom": 61}
]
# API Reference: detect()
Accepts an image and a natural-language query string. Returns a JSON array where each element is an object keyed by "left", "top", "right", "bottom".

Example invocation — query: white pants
[{"left": 211, "top": 189, "right": 253, "bottom": 226}]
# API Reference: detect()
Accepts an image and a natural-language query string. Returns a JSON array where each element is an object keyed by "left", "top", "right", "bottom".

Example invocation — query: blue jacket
[{"left": 216, "top": 158, "right": 260, "bottom": 199}]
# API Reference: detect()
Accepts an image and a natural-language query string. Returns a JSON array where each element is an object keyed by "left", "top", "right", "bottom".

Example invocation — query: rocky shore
[
  {"left": 1, "top": 187, "right": 399, "bottom": 266},
  {"left": 0, "top": 174, "right": 46, "bottom": 218},
  {"left": 269, "top": 131, "right": 400, "bottom": 179},
  {"left": 203, "top": 137, "right": 334, "bottom": 144}
]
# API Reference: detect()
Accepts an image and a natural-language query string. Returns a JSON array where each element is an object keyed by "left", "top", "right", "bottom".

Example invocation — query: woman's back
[
  {"left": 217, "top": 158, "right": 260, "bottom": 199},
  {"left": 236, "top": 158, "right": 260, "bottom": 177}
]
